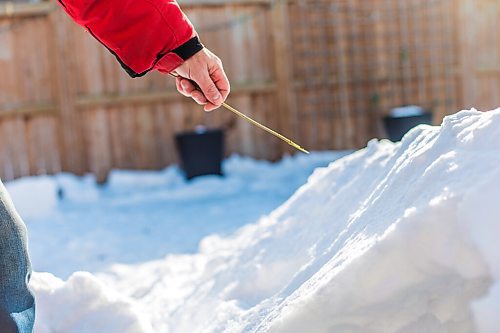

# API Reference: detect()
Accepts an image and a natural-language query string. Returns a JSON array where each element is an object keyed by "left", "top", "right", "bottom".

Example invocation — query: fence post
[
  {"left": 271, "top": 0, "right": 298, "bottom": 155},
  {"left": 49, "top": 10, "right": 87, "bottom": 175}
]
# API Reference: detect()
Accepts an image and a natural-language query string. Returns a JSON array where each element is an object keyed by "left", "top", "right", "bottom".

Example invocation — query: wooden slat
[
  {"left": 75, "top": 81, "right": 276, "bottom": 109},
  {"left": 178, "top": 0, "right": 271, "bottom": 7},
  {"left": 153, "top": 102, "right": 178, "bottom": 167},
  {"left": 0, "top": 103, "right": 57, "bottom": 118},
  {"left": 0, "top": 0, "right": 498, "bottom": 181},
  {"left": 49, "top": 10, "right": 87, "bottom": 175},
  {"left": 0, "top": 2, "right": 54, "bottom": 19},
  {"left": 271, "top": 0, "right": 297, "bottom": 155},
  {"left": 83, "top": 108, "right": 112, "bottom": 183}
]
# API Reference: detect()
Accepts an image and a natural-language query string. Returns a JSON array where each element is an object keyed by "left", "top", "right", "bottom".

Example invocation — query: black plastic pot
[
  {"left": 175, "top": 128, "right": 225, "bottom": 180},
  {"left": 383, "top": 107, "right": 432, "bottom": 142}
]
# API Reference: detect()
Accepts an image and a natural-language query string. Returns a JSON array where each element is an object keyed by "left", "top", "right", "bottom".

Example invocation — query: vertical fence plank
[
  {"left": 49, "top": 10, "right": 86, "bottom": 175},
  {"left": 154, "top": 103, "right": 178, "bottom": 167},
  {"left": 271, "top": 0, "right": 297, "bottom": 154},
  {"left": 333, "top": 3, "right": 353, "bottom": 148},
  {"left": 0, "top": 0, "right": 498, "bottom": 181}
]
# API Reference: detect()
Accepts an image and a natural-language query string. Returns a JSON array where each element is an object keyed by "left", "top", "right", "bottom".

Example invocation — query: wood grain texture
[{"left": 0, "top": 0, "right": 498, "bottom": 181}]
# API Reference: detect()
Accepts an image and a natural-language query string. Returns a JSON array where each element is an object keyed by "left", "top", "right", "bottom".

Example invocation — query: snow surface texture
[
  {"left": 389, "top": 105, "right": 426, "bottom": 117},
  {"left": 7, "top": 152, "right": 347, "bottom": 278},
  {"left": 28, "top": 108, "right": 500, "bottom": 332}
]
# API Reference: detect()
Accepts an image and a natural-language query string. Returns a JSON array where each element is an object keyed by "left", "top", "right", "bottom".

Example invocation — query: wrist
[
  {"left": 155, "top": 36, "right": 204, "bottom": 74},
  {"left": 172, "top": 36, "right": 204, "bottom": 61}
]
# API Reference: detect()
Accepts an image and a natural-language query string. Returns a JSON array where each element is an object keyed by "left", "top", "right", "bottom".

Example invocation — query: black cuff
[{"left": 172, "top": 36, "right": 204, "bottom": 61}]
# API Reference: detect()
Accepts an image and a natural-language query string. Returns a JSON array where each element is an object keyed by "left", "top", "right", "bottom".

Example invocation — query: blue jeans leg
[{"left": 0, "top": 181, "right": 35, "bottom": 333}]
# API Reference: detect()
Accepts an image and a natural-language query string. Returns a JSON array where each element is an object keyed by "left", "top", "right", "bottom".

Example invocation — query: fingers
[
  {"left": 191, "top": 60, "right": 230, "bottom": 112},
  {"left": 177, "top": 73, "right": 224, "bottom": 112},
  {"left": 210, "top": 63, "right": 230, "bottom": 102},
  {"left": 173, "top": 48, "right": 231, "bottom": 112},
  {"left": 191, "top": 90, "right": 207, "bottom": 106},
  {"left": 175, "top": 77, "right": 190, "bottom": 97},
  {"left": 192, "top": 71, "right": 223, "bottom": 107},
  {"left": 203, "top": 103, "right": 219, "bottom": 112},
  {"left": 176, "top": 77, "right": 207, "bottom": 105}
]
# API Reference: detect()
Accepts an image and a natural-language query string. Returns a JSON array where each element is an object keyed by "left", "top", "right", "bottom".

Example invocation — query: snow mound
[
  {"left": 31, "top": 272, "right": 153, "bottom": 333},
  {"left": 6, "top": 176, "right": 58, "bottom": 219},
  {"left": 32, "top": 108, "right": 500, "bottom": 332}
]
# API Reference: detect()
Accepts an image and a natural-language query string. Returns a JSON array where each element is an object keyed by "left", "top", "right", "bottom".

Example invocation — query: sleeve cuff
[
  {"left": 172, "top": 36, "right": 204, "bottom": 61},
  {"left": 155, "top": 36, "right": 204, "bottom": 74}
]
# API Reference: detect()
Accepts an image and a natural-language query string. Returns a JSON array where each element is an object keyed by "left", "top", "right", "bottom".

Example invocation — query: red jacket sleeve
[{"left": 57, "top": 0, "right": 203, "bottom": 77}]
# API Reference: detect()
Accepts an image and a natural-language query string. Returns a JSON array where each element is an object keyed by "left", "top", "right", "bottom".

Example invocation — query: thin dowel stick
[
  {"left": 220, "top": 102, "right": 309, "bottom": 154},
  {"left": 169, "top": 73, "right": 309, "bottom": 154}
]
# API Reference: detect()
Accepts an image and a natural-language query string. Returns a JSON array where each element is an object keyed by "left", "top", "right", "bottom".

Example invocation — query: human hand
[{"left": 174, "top": 48, "right": 230, "bottom": 112}]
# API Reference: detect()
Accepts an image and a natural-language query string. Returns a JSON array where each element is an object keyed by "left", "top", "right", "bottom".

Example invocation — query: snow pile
[
  {"left": 7, "top": 152, "right": 346, "bottom": 278},
  {"left": 30, "top": 108, "right": 500, "bottom": 332},
  {"left": 6, "top": 176, "right": 58, "bottom": 219},
  {"left": 389, "top": 105, "right": 426, "bottom": 117},
  {"left": 32, "top": 272, "right": 152, "bottom": 333}
]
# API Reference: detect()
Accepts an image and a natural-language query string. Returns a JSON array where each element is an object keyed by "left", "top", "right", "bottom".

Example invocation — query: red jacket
[{"left": 57, "top": 0, "right": 203, "bottom": 77}]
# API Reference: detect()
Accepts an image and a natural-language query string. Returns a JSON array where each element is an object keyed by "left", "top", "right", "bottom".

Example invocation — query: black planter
[
  {"left": 383, "top": 108, "right": 432, "bottom": 142},
  {"left": 175, "top": 128, "right": 225, "bottom": 180}
]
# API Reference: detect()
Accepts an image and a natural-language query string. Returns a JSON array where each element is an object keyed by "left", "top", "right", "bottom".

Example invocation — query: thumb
[{"left": 193, "top": 73, "right": 223, "bottom": 105}]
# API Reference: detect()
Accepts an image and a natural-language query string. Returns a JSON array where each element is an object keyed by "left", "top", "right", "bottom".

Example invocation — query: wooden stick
[{"left": 169, "top": 73, "right": 309, "bottom": 154}]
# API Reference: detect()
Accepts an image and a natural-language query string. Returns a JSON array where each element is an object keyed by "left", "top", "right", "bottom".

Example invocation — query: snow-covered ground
[
  {"left": 7, "top": 152, "right": 348, "bottom": 279},
  {"left": 6, "top": 108, "right": 500, "bottom": 333}
]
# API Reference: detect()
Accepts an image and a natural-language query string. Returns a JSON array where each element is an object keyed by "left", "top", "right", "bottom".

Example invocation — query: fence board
[{"left": 0, "top": 0, "right": 498, "bottom": 181}]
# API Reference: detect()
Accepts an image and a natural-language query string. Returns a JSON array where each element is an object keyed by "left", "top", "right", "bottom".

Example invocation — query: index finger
[{"left": 210, "top": 65, "right": 230, "bottom": 102}]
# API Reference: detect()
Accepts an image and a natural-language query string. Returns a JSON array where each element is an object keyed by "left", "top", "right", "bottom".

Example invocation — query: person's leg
[
  {"left": 0, "top": 305, "right": 18, "bottom": 333},
  {"left": 0, "top": 180, "right": 35, "bottom": 333}
]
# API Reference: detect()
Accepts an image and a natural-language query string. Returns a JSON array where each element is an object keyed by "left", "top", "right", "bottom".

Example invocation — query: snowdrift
[{"left": 31, "top": 108, "right": 500, "bottom": 333}]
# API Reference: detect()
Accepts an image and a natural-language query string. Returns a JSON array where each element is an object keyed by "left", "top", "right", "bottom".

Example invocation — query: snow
[
  {"left": 32, "top": 272, "right": 153, "bottom": 333},
  {"left": 7, "top": 152, "right": 349, "bottom": 278},
  {"left": 5, "top": 108, "right": 500, "bottom": 332},
  {"left": 5, "top": 176, "right": 58, "bottom": 219},
  {"left": 389, "top": 105, "right": 426, "bottom": 117}
]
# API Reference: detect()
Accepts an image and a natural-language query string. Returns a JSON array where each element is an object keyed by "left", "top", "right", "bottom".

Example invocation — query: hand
[{"left": 174, "top": 48, "right": 230, "bottom": 112}]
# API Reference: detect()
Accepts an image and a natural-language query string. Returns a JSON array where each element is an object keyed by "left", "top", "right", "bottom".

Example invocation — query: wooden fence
[{"left": 0, "top": 0, "right": 498, "bottom": 182}]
